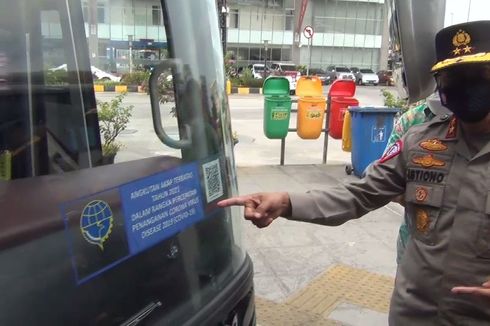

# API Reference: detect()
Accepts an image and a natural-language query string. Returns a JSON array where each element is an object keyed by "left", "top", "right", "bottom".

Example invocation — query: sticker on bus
[
  {"left": 62, "top": 162, "right": 205, "bottom": 284},
  {"left": 119, "top": 163, "right": 205, "bottom": 254}
]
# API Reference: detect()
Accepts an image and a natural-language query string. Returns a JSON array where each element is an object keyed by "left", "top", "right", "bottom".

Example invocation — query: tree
[{"left": 97, "top": 93, "right": 134, "bottom": 158}]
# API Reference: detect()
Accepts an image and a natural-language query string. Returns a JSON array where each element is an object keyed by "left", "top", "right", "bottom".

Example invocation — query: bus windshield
[{"left": 0, "top": 0, "right": 253, "bottom": 325}]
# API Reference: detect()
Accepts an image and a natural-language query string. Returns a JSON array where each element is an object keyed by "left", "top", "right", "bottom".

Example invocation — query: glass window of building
[
  {"left": 152, "top": 5, "right": 161, "bottom": 25},
  {"left": 237, "top": 48, "right": 249, "bottom": 62},
  {"left": 97, "top": 3, "right": 105, "bottom": 23},
  {"left": 281, "top": 47, "right": 291, "bottom": 61},
  {"left": 285, "top": 10, "right": 293, "bottom": 30},
  {"left": 249, "top": 48, "right": 260, "bottom": 61},
  {"left": 230, "top": 9, "right": 239, "bottom": 28},
  {"left": 134, "top": 6, "right": 146, "bottom": 25},
  {"left": 271, "top": 48, "right": 281, "bottom": 61}
]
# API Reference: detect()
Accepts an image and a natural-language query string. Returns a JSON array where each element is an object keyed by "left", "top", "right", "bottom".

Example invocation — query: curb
[
  {"left": 94, "top": 85, "right": 146, "bottom": 93},
  {"left": 94, "top": 84, "right": 265, "bottom": 95},
  {"left": 230, "top": 87, "right": 263, "bottom": 95}
]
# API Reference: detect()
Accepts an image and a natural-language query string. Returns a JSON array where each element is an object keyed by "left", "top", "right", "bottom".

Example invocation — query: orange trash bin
[
  {"left": 296, "top": 76, "right": 326, "bottom": 139},
  {"left": 342, "top": 110, "right": 352, "bottom": 152}
]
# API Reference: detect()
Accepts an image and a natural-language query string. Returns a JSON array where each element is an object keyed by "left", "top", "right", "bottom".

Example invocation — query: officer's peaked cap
[{"left": 431, "top": 20, "right": 490, "bottom": 72}]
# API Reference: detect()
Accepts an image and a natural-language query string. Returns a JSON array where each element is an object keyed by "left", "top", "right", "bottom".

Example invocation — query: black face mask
[
  {"left": 436, "top": 65, "right": 490, "bottom": 123},
  {"left": 438, "top": 83, "right": 490, "bottom": 123}
]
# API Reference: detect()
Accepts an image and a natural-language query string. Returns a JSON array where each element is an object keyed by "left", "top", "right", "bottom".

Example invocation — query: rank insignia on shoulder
[
  {"left": 412, "top": 154, "right": 445, "bottom": 168},
  {"left": 446, "top": 117, "right": 458, "bottom": 139},
  {"left": 416, "top": 209, "right": 430, "bottom": 234},
  {"left": 415, "top": 187, "right": 429, "bottom": 202},
  {"left": 379, "top": 140, "right": 403, "bottom": 164},
  {"left": 419, "top": 139, "right": 448, "bottom": 152}
]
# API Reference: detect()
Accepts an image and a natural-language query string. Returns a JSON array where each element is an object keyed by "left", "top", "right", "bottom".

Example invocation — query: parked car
[
  {"left": 377, "top": 70, "right": 394, "bottom": 86},
  {"left": 350, "top": 67, "right": 361, "bottom": 81},
  {"left": 248, "top": 63, "right": 267, "bottom": 79},
  {"left": 357, "top": 69, "right": 379, "bottom": 86},
  {"left": 91, "top": 66, "right": 122, "bottom": 82},
  {"left": 51, "top": 64, "right": 122, "bottom": 82},
  {"left": 325, "top": 66, "right": 355, "bottom": 84},
  {"left": 270, "top": 62, "right": 301, "bottom": 94},
  {"left": 308, "top": 68, "right": 327, "bottom": 85}
]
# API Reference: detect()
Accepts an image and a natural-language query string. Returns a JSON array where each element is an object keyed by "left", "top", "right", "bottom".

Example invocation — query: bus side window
[{"left": 39, "top": 8, "right": 96, "bottom": 174}]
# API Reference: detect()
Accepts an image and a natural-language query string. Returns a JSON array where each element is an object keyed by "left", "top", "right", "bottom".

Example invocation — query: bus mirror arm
[{"left": 149, "top": 60, "right": 192, "bottom": 149}]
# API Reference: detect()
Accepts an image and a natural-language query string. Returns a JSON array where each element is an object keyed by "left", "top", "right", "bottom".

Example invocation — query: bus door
[{"left": 0, "top": 0, "right": 254, "bottom": 325}]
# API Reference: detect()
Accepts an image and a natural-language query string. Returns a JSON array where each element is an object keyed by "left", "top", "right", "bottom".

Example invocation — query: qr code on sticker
[{"left": 202, "top": 159, "right": 224, "bottom": 203}]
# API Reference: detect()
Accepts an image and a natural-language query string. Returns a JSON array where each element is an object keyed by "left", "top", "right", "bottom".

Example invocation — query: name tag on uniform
[{"left": 406, "top": 168, "right": 445, "bottom": 183}]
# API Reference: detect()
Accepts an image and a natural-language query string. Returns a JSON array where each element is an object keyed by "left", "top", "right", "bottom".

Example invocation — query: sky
[{"left": 445, "top": 0, "right": 490, "bottom": 26}]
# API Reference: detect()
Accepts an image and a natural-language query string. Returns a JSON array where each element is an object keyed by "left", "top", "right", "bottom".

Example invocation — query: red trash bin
[
  {"left": 329, "top": 97, "right": 359, "bottom": 139},
  {"left": 328, "top": 80, "right": 358, "bottom": 139}
]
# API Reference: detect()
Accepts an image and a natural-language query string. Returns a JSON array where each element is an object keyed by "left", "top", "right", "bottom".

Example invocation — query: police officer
[{"left": 219, "top": 20, "right": 490, "bottom": 325}]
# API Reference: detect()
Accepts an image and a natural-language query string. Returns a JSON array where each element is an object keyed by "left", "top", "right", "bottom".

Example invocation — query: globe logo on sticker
[{"left": 80, "top": 200, "right": 113, "bottom": 250}]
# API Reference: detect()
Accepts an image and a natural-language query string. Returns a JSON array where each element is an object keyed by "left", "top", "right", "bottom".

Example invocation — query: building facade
[
  {"left": 40, "top": 0, "right": 388, "bottom": 73},
  {"left": 227, "top": 0, "right": 388, "bottom": 71}
]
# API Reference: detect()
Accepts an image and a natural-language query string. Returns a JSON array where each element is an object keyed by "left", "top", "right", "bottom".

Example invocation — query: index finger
[
  {"left": 217, "top": 196, "right": 249, "bottom": 208},
  {"left": 451, "top": 286, "right": 490, "bottom": 295}
]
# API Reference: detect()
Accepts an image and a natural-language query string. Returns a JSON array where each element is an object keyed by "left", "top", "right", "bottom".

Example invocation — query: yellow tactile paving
[
  {"left": 256, "top": 264, "right": 394, "bottom": 325},
  {"left": 256, "top": 297, "right": 341, "bottom": 326},
  {"left": 286, "top": 264, "right": 394, "bottom": 316}
]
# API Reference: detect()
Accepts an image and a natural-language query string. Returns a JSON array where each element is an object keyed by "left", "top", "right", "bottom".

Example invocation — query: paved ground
[{"left": 238, "top": 165, "right": 402, "bottom": 326}]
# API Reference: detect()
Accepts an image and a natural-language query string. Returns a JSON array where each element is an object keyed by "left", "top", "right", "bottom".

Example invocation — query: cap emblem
[{"left": 452, "top": 30, "right": 473, "bottom": 56}]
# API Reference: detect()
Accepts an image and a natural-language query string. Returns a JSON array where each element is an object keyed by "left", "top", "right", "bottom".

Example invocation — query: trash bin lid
[
  {"left": 263, "top": 76, "right": 290, "bottom": 96},
  {"left": 348, "top": 106, "right": 400, "bottom": 113},
  {"left": 296, "top": 76, "right": 323, "bottom": 97},
  {"left": 328, "top": 79, "right": 356, "bottom": 97}
]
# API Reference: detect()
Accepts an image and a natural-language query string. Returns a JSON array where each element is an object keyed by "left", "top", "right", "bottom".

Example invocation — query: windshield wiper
[{"left": 120, "top": 301, "right": 163, "bottom": 326}]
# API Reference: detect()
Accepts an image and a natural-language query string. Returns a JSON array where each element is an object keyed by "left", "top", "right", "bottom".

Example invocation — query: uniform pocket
[
  {"left": 475, "top": 192, "right": 490, "bottom": 258},
  {"left": 405, "top": 183, "right": 445, "bottom": 245}
]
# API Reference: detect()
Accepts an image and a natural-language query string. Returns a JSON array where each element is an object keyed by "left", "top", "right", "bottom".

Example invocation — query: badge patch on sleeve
[
  {"left": 415, "top": 186, "right": 429, "bottom": 202},
  {"left": 419, "top": 139, "right": 448, "bottom": 152},
  {"left": 379, "top": 140, "right": 403, "bottom": 164},
  {"left": 412, "top": 154, "right": 445, "bottom": 168}
]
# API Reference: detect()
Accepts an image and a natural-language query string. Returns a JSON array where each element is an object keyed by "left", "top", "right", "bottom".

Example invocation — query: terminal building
[
  {"left": 41, "top": 0, "right": 388, "bottom": 73},
  {"left": 226, "top": 0, "right": 389, "bottom": 71},
  {"left": 80, "top": 0, "right": 168, "bottom": 71}
]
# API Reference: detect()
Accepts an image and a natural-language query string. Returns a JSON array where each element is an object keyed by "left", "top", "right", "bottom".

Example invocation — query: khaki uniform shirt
[{"left": 288, "top": 115, "right": 490, "bottom": 325}]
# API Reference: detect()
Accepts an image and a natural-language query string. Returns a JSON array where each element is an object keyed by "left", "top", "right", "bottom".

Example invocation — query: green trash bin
[{"left": 263, "top": 76, "right": 292, "bottom": 139}]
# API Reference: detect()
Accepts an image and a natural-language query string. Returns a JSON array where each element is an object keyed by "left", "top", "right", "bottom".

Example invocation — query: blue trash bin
[{"left": 348, "top": 107, "right": 400, "bottom": 177}]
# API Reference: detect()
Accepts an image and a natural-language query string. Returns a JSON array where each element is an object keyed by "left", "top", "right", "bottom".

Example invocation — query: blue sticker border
[{"left": 60, "top": 161, "right": 208, "bottom": 286}]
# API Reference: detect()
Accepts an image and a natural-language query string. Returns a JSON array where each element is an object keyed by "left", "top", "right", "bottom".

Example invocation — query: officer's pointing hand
[
  {"left": 452, "top": 281, "right": 490, "bottom": 298},
  {"left": 217, "top": 192, "right": 291, "bottom": 228}
]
